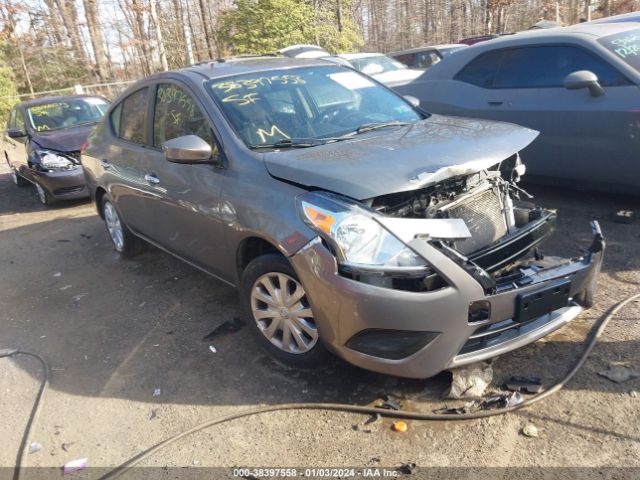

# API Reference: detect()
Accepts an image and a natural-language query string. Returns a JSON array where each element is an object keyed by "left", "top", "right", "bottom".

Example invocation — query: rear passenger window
[
  {"left": 112, "top": 88, "right": 148, "bottom": 144},
  {"left": 14, "top": 110, "right": 25, "bottom": 132},
  {"left": 455, "top": 50, "right": 503, "bottom": 87},
  {"left": 153, "top": 84, "right": 216, "bottom": 151}
]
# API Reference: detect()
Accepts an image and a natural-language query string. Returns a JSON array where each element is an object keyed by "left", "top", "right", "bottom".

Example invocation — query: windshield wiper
[
  {"left": 354, "top": 121, "right": 412, "bottom": 134},
  {"left": 250, "top": 138, "right": 342, "bottom": 150}
]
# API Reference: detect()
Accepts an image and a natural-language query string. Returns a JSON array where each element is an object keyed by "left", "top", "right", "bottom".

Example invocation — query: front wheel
[
  {"left": 101, "top": 198, "right": 145, "bottom": 257},
  {"left": 241, "top": 253, "right": 328, "bottom": 368}
]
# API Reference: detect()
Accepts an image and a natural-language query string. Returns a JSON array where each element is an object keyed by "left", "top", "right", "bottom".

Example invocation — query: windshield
[
  {"left": 348, "top": 55, "right": 407, "bottom": 74},
  {"left": 207, "top": 66, "right": 422, "bottom": 148},
  {"left": 598, "top": 28, "right": 640, "bottom": 73},
  {"left": 27, "top": 97, "right": 110, "bottom": 132}
]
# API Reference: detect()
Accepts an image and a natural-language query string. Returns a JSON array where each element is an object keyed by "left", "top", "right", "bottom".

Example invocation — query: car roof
[
  {"left": 19, "top": 94, "right": 107, "bottom": 109},
  {"left": 390, "top": 44, "right": 467, "bottom": 55},
  {"left": 586, "top": 12, "right": 640, "bottom": 24},
  {"left": 181, "top": 56, "right": 339, "bottom": 80},
  {"left": 486, "top": 21, "right": 640, "bottom": 44}
]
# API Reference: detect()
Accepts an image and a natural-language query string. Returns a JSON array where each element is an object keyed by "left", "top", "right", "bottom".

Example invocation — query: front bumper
[
  {"left": 32, "top": 167, "right": 89, "bottom": 200},
  {"left": 290, "top": 222, "right": 604, "bottom": 378}
]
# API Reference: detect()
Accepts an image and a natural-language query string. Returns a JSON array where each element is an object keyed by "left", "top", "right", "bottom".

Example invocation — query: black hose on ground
[
  {"left": 0, "top": 349, "right": 50, "bottom": 480},
  {"left": 3, "top": 293, "right": 638, "bottom": 480}
]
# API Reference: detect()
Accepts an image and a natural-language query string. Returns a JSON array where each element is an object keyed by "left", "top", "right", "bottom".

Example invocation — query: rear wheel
[
  {"left": 11, "top": 169, "right": 29, "bottom": 187},
  {"left": 101, "top": 198, "right": 145, "bottom": 257},
  {"left": 241, "top": 253, "right": 328, "bottom": 367}
]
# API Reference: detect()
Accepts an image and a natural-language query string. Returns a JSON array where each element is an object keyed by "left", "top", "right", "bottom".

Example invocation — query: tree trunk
[
  {"left": 198, "top": 0, "right": 215, "bottom": 59},
  {"left": 83, "top": 0, "right": 110, "bottom": 81},
  {"left": 149, "top": 0, "right": 169, "bottom": 70}
]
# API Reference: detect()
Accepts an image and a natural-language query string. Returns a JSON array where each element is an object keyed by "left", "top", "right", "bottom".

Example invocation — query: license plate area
[{"left": 515, "top": 279, "right": 571, "bottom": 323}]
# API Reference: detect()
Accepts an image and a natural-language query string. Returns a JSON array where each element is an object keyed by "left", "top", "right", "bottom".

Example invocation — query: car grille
[{"left": 447, "top": 188, "right": 507, "bottom": 255}]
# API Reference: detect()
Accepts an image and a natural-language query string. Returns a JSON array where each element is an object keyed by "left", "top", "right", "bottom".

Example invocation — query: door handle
[
  {"left": 100, "top": 159, "right": 111, "bottom": 169},
  {"left": 144, "top": 174, "right": 160, "bottom": 185},
  {"left": 487, "top": 101, "right": 504, "bottom": 106}
]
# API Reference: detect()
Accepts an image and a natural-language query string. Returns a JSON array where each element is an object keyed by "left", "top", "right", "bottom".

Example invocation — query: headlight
[
  {"left": 36, "top": 151, "right": 78, "bottom": 171},
  {"left": 298, "top": 192, "right": 428, "bottom": 273}
]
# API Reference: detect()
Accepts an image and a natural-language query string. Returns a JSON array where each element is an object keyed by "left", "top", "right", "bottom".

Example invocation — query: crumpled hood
[
  {"left": 264, "top": 115, "right": 539, "bottom": 200},
  {"left": 31, "top": 124, "right": 95, "bottom": 153}
]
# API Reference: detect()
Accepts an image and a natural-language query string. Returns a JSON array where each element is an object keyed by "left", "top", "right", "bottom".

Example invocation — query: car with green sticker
[
  {"left": 3, "top": 95, "right": 110, "bottom": 205},
  {"left": 82, "top": 58, "right": 604, "bottom": 378}
]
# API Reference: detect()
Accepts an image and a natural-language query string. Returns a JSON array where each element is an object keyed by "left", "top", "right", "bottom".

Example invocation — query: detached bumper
[
  {"left": 290, "top": 222, "right": 604, "bottom": 379},
  {"left": 33, "top": 167, "right": 89, "bottom": 201}
]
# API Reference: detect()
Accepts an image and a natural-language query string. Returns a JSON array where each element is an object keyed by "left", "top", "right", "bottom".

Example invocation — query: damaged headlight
[
  {"left": 35, "top": 150, "right": 78, "bottom": 171},
  {"left": 298, "top": 192, "right": 428, "bottom": 273}
]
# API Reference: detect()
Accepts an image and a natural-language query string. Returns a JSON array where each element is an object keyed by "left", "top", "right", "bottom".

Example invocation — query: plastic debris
[
  {"left": 60, "top": 285, "right": 73, "bottom": 291},
  {"left": 208, "top": 345, "right": 217, "bottom": 353},
  {"left": 614, "top": 210, "right": 635, "bottom": 224},
  {"left": 61, "top": 443, "right": 74, "bottom": 453},
  {"left": 28, "top": 442, "right": 42, "bottom": 454},
  {"left": 598, "top": 365, "right": 640, "bottom": 383},
  {"left": 434, "top": 391, "right": 522, "bottom": 415},
  {"left": 505, "top": 376, "right": 543, "bottom": 394},
  {"left": 392, "top": 420, "right": 408, "bottom": 433},
  {"left": 63, "top": 458, "right": 88, "bottom": 474},
  {"left": 376, "top": 394, "right": 401, "bottom": 411},
  {"left": 153, "top": 388, "right": 161, "bottom": 397},
  {"left": 522, "top": 424, "right": 539, "bottom": 438},
  {"left": 630, "top": 390, "right": 639, "bottom": 398},
  {"left": 53, "top": 272, "right": 62, "bottom": 277},
  {"left": 446, "top": 361, "right": 493, "bottom": 399},
  {"left": 397, "top": 463, "right": 416, "bottom": 474}
]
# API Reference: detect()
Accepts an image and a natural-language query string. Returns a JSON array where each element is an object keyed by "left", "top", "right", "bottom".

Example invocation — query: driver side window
[{"left": 153, "top": 83, "right": 218, "bottom": 156}]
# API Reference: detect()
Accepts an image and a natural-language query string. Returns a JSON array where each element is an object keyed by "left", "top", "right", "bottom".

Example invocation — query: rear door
[
  {"left": 138, "top": 81, "right": 229, "bottom": 276},
  {"left": 103, "top": 87, "right": 151, "bottom": 234}
]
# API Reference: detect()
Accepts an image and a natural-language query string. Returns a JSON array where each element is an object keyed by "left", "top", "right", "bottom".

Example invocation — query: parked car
[
  {"left": 397, "top": 22, "right": 640, "bottom": 194},
  {"left": 459, "top": 34, "right": 505, "bottom": 45},
  {"left": 585, "top": 11, "right": 640, "bottom": 24},
  {"left": 337, "top": 53, "right": 423, "bottom": 87},
  {"left": 83, "top": 57, "right": 603, "bottom": 378},
  {"left": 390, "top": 44, "right": 468, "bottom": 70},
  {"left": 3, "top": 95, "right": 109, "bottom": 205}
]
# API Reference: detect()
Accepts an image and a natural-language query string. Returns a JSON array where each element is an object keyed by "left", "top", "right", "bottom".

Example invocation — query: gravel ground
[{"left": 0, "top": 161, "right": 639, "bottom": 478}]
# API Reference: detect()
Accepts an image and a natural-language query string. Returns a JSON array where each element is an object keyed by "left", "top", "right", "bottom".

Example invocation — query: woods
[{"left": 0, "top": 0, "right": 638, "bottom": 106}]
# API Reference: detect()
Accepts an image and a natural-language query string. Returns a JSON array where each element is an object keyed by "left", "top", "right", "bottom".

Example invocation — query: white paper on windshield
[{"left": 329, "top": 71, "right": 375, "bottom": 90}]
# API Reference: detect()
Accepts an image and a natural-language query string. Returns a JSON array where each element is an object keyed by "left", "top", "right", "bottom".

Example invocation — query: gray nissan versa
[
  {"left": 3, "top": 95, "right": 109, "bottom": 205},
  {"left": 82, "top": 57, "right": 604, "bottom": 378}
]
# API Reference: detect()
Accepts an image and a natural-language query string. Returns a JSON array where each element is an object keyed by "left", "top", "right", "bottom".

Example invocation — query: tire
[
  {"left": 35, "top": 182, "right": 54, "bottom": 206},
  {"left": 11, "top": 169, "right": 29, "bottom": 187},
  {"left": 101, "top": 197, "right": 145, "bottom": 257},
  {"left": 240, "top": 253, "right": 328, "bottom": 368}
]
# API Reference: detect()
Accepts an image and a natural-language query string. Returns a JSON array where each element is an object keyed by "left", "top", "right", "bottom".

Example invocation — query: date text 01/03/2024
[{"left": 232, "top": 468, "right": 401, "bottom": 477}]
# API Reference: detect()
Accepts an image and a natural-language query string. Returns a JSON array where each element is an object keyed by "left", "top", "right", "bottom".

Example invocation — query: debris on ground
[
  {"left": 202, "top": 317, "right": 246, "bottom": 341},
  {"left": 376, "top": 394, "right": 401, "bottom": 411},
  {"left": 149, "top": 409, "right": 158, "bottom": 420},
  {"left": 598, "top": 364, "right": 640, "bottom": 383},
  {"left": 445, "top": 361, "right": 493, "bottom": 399},
  {"left": 397, "top": 462, "right": 417, "bottom": 474},
  {"left": 153, "top": 388, "right": 161, "bottom": 397},
  {"left": 505, "top": 376, "right": 543, "bottom": 394},
  {"left": 63, "top": 458, "right": 88, "bottom": 475},
  {"left": 60, "top": 285, "right": 73, "bottom": 291},
  {"left": 28, "top": 442, "right": 42, "bottom": 454},
  {"left": 392, "top": 420, "right": 408, "bottom": 433},
  {"left": 61, "top": 443, "right": 74, "bottom": 453},
  {"left": 614, "top": 210, "right": 635, "bottom": 224},
  {"left": 53, "top": 272, "right": 62, "bottom": 277},
  {"left": 521, "top": 424, "right": 539, "bottom": 438},
  {"left": 630, "top": 390, "right": 639, "bottom": 398},
  {"left": 208, "top": 345, "right": 217, "bottom": 353},
  {"left": 434, "top": 391, "right": 523, "bottom": 415}
]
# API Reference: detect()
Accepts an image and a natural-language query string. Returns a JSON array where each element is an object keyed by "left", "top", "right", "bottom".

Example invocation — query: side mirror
[
  {"left": 403, "top": 95, "right": 421, "bottom": 108},
  {"left": 361, "top": 63, "right": 384, "bottom": 76},
  {"left": 564, "top": 70, "right": 604, "bottom": 97},
  {"left": 163, "top": 135, "right": 213, "bottom": 164},
  {"left": 7, "top": 128, "right": 26, "bottom": 138}
]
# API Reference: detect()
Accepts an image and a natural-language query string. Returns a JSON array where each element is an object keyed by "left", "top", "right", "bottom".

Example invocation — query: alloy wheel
[
  {"left": 103, "top": 202, "right": 124, "bottom": 251},
  {"left": 250, "top": 273, "right": 318, "bottom": 354}
]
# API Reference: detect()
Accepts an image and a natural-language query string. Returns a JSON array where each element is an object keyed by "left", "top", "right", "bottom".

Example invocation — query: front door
[
  {"left": 138, "top": 82, "right": 230, "bottom": 278},
  {"left": 4, "top": 108, "right": 29, "bottom": 178}
]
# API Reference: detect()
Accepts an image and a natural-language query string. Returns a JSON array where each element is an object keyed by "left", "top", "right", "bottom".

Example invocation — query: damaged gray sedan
[{"left": 82, "top": 58, "right": 604, "bottom": 378}]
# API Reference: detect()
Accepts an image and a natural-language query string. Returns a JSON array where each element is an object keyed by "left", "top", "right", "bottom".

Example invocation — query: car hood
[
  {"left": 263, "top": 115, "right": 539, "bottom": 200},
  {"left": 31, "top": 124, "right": 95, "bottom": 153},
  {"left": 374, "top": 68, "right": 423, "bottom": 86}
]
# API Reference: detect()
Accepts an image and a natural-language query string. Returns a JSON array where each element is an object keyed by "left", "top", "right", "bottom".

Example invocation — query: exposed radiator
[{"left": 445, "top": 187, "right": 508, "bottom": 255}]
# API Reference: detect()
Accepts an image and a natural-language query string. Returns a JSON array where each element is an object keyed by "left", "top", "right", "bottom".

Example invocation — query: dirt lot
[{"left": 1, "top": 161, "right": 639, "bottom": 477}]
